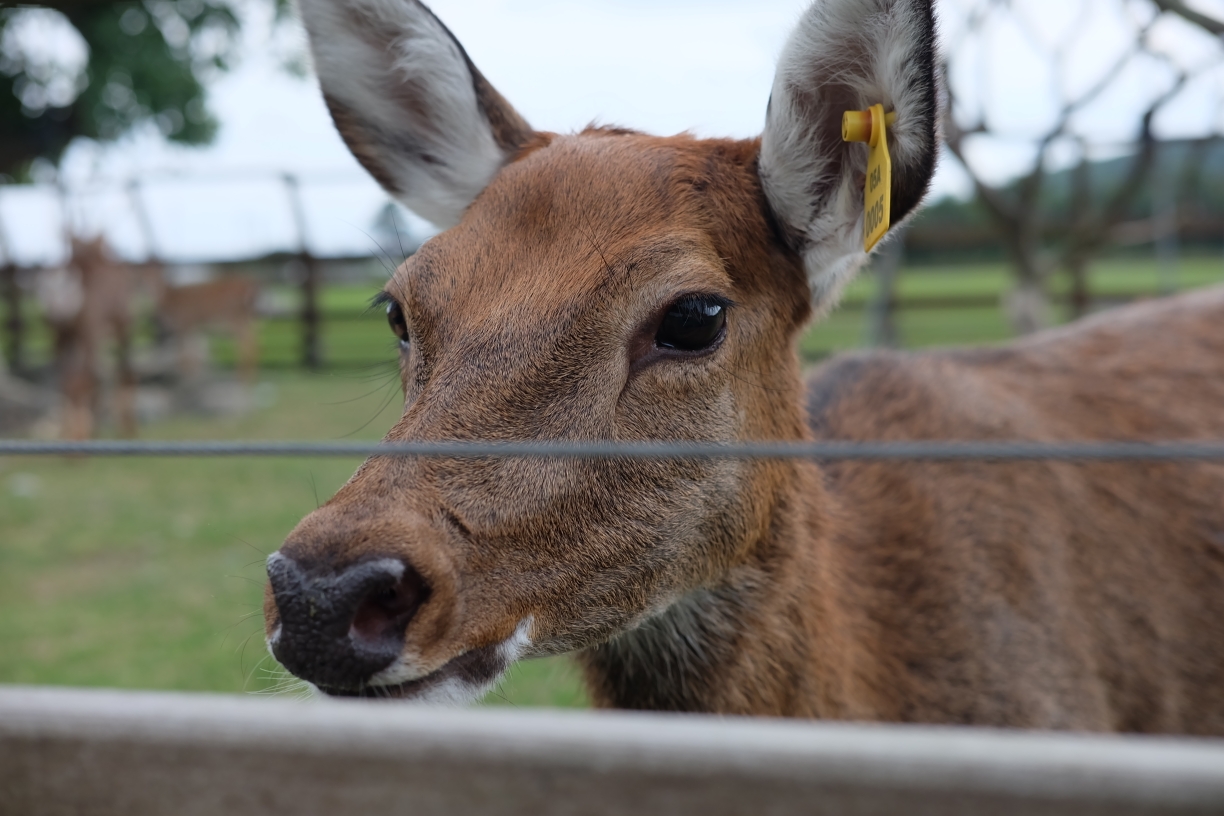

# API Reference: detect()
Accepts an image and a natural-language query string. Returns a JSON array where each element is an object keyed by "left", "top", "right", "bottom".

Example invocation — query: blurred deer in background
[
  {"left": 36, "top": 237, "right": 138, "bottom": 440},
  {"left": 149, "top": 273, "right": 260, "bottom": 384},
  {"left": 262, "top": 0, "right": 1224, "bottom": 733}
]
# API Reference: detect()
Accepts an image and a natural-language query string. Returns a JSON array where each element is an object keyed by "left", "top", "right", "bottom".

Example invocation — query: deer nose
[{"left": 266, "top": 552, "right": 429, "bottom": 691}]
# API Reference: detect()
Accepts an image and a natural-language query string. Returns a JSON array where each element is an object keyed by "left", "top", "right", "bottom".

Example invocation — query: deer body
[
  {"left": 153, "top": 276, "right": 259, "bottom": 383},
  {"left": 37, "top": 238, "right": 139, "bottom": 439},
  {"left": 587, "top": 289, "right": 1224, "bottom": 730},
  {"left": 263, "top": 0, "right": 1224, "bottom": 732}
]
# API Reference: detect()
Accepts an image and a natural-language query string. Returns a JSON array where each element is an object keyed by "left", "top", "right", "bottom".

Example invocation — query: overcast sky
[{"left": 1, "top": 0, "right": 1221, "bottom": 265}]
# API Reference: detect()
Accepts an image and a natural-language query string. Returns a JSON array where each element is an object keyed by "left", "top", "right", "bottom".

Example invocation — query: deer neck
[{"left": 578, "top": 459, "right": 862, "bottom": 717}]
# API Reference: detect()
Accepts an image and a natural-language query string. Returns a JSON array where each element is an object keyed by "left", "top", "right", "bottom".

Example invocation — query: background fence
[
  {"left": 0, "top": 170, "right": 423, "bottom": 376},
  {"left": 2, "top": 166, "right": 1222, "bottom": 379}
]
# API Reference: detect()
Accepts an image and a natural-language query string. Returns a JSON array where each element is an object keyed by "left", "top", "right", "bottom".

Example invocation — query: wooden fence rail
[{"left": 2, "top": 686, "right": 1222, "bottom": 816}]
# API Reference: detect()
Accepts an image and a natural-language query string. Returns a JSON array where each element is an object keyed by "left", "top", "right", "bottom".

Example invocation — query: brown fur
[
  {"left": 153, "top": 276, "right": 259, "bottom": 383},
  {"left": 267, "top": 127, "right": 1224, "bottom": 732},
  {"left": 44, "top": 238, "right": 139, "bottom": 440}
]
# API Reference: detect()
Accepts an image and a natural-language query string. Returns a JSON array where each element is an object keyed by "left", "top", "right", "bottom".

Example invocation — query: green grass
[
  {"left": 798, "top": 256, "right": 1222, "bottom": 361},
  {"left": 3, "top": 255, "right": 1221, "bottom": 706},
  {"left": 0, "top": 372, "right": 588, "bottom": 707}
]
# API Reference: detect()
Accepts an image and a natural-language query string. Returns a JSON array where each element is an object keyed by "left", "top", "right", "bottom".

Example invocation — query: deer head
[{"left": 265, "top": 0, "right": 938, "bottom": 705}]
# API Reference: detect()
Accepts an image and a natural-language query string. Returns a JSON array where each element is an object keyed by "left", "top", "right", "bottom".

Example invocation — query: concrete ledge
[{"left": 2, "top": 685, "right": 1223, "bottom": 815}]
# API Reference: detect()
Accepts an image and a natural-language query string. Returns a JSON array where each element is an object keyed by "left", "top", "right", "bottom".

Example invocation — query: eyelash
[{"left": 385, "top": 299, "right": 410, "bottom": 351}]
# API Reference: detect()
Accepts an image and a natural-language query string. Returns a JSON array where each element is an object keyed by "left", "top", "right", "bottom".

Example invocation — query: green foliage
[
  {"left": 0, "top": 1, "right": 241, "bottom": 179},
  {"left": 911, "top": 139, "right": 1224, "bottom": 260},
  {"left": 1036, "top": 139, "right": 1224, "bottom": 222}
]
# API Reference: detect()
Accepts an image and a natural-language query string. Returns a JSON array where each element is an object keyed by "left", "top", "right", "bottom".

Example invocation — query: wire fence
[{"left": 4, "top": 439, "right": 1224, "bottom": 461}]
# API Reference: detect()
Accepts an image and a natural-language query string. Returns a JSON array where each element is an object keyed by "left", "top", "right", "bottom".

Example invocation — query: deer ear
[
  {"left": 298, "top": 0, "right": 534, "bottom": 228},
  {"left": 759, "top": 0, "right": 939, "bottom": 310}
]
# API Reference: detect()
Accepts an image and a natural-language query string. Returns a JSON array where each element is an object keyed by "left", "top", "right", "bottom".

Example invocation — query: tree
[
  {"left": 942, "top": 0, "right": 1223, "bottom": 332},
  {"left": 1149, "top": 0, "right": 1224, "bottom": 35},
  {"left": 0, "top": 0, "right": 243, "bottom": 179}
]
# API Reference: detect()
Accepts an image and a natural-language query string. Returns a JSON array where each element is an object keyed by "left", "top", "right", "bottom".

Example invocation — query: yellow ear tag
[{"left": 842, "top": 104, "right": 895, "bottom": 252}]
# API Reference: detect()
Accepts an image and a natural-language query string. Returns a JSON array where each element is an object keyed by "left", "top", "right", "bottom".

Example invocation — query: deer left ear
[{"left": 759, "top": 0, "right": 939, "bottom": 311}]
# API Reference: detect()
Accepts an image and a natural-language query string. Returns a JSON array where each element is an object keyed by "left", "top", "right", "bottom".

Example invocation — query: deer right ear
[
  {"left": 298, "top": 0, "right": 534, "bottom": 228},
  {"left": 759, "top": 0, "right": 939, "bottom": 311}
]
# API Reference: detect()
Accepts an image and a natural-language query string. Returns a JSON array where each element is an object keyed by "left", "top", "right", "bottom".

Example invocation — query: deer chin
[{"left": 312, "top": 618, "right": 534, "bottom": 705}]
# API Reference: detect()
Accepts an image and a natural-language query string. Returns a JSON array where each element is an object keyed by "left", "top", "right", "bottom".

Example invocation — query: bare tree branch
[
  {"left": 1150, "top": 0, "right": 1224, "bottom": 36},
  {"left": 1066, "top": 70, "right": 1188, "bottom": 252}
]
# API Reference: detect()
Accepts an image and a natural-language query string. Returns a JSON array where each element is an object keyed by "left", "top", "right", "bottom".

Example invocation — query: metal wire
[{"left": 3, "top": 439, "right": 1224, "bottom": 461}]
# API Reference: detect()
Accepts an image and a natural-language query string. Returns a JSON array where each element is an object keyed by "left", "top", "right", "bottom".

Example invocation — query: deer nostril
[
  {"left": 350, "top": 567, "right": 428, "bottom": 646},
  {"left": 266, "top": 553, "right": 431, "bottom": 690}
]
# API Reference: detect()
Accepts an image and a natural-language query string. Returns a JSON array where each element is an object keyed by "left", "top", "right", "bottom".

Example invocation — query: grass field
[
  {"left": 0, "top": 372, "right": 589, "bottom": 707},
  {"left": 2, "top": 256, "right": 1221, "bottom": 706}
]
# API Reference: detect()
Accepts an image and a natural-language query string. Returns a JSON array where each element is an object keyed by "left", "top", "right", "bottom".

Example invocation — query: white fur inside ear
[
  {"left": 299, "top": 0, "right": 508, "bottom": 228},
  {"left": 759, "top": 0, "right": 937, "bottom": 312}
]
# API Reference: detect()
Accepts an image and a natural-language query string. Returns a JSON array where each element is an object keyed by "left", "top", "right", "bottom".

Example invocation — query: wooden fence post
[
  {"left": 283, "top": 174, "right": 322, "bottom": 370},
  {"left": 1, "top": 263, "right": 23, "bottom": 376},
  {"left": 866, "top": 227, "right": 905, "bottom": 349},
  {"left": 0, "top": 201, "right": 24, "bottom": 376},
  {"left": 1154, "top": 150, "right": 1181, "bottom": 296},
  {"left": 300, "top": 253, "right": 322, "bottom": 371}
]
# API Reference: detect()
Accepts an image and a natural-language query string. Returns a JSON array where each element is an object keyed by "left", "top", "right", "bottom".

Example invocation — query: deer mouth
[{"left": 314, "top": 619, "right": 533, "bottom": 704}]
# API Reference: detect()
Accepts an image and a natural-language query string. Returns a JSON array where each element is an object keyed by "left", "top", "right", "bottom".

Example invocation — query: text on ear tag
[{"left": 842, "top": 104, "right": 894, "bottom": 252}]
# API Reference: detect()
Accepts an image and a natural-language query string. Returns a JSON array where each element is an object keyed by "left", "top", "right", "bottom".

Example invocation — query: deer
[
  {"left": 36, "top": 237, "right": 139, "bottom": 440},
  {"left": 149, "top": 273, "right": 260, "bottom": 384},
  {"left": 263, "top": 0, "right": 1224, "bottom": 732}
]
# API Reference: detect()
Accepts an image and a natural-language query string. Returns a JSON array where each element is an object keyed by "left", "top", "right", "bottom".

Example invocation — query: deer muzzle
[{"left": 265, "top": 552, "right": 429, "bottom": 692}]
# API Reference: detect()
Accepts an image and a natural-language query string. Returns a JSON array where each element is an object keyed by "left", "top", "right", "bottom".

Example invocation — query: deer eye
[
  {"left": 386, "top": 300, "right": 409, "bottom": 349},
  {"left": 655, "top": 295, "right": 728, "bottom": 352}
]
